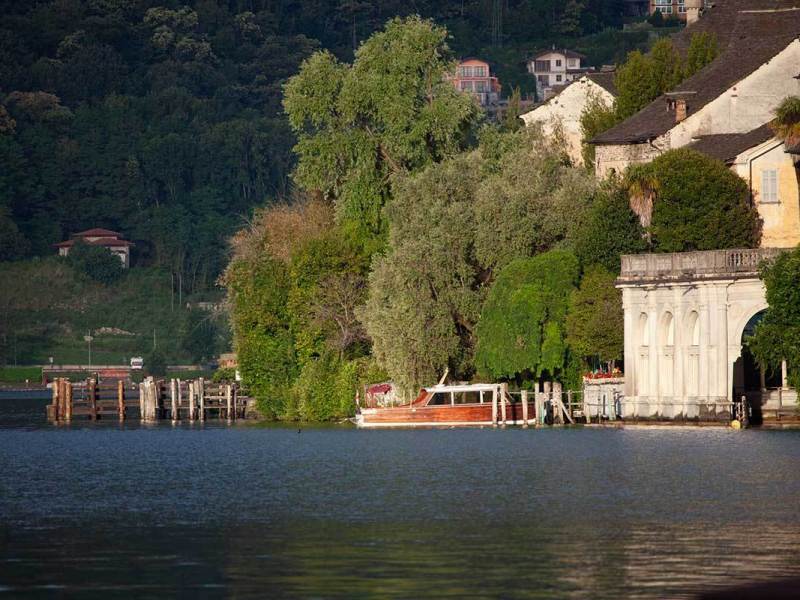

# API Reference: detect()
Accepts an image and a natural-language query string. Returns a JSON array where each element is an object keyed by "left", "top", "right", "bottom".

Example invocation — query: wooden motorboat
[{"left": 355, "top": 383, "right": 536, "bottom": 428}]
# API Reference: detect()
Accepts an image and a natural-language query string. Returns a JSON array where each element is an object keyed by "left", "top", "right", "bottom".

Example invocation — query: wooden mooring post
[
  {"left": 226, "top": 384, "right": 234, "bottom": 421},
  {"left": 198, "top": 378, "right": 205, "bottom": 422},
  {"left": 117, "top": 379, "right": 125, "bottom": 421},
  {"left": 500, "top": 382, "right": 508, "bottom": 426},
  {"left": 491, "top": 386, "right": 498, "bottom": 427},
  {"left": 88, "top": 378, "right": 98, "bottom": 421},
  {"left": 188, "top": 381, "right": 196, "bottom": 421},
  {"left": 535, "top": 391, "right": 545, "bottom": 426},
  {"left": 521, "top": 390, "right": 529, "bottom": 428},
  {"left": 170, "top": 379, "right": 178, "bottom": 421},
  {"left": 64, "top": 378, "right": 73, "bottom": 422},
  {"left": 46, "top": 375, "right": 246, "bottom": 423}
]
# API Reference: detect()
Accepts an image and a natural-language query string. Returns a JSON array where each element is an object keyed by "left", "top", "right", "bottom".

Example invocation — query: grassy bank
[
  {"left": 0, "top": 366, "right": 42, "bottom": 384},
  {"left": 0, "top": 259, "right": 229, "bottom": 367}
]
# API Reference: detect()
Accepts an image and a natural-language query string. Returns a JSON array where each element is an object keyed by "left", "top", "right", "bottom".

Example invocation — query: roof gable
[
  {"left": 73, "top": 227, "right": 122, "bottom": 238},
  {"left": 531, "top": 48, "right": 586, "bottom": 61}
]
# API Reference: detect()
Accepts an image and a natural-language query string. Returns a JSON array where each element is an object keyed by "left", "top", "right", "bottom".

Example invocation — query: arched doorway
[{"left": 733, "top": 310, "right": 782, "bottom": 424}]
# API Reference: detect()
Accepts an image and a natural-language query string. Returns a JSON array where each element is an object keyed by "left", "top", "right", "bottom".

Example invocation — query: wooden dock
[{"left": 47, "top": 377, "right": 251, "bottom": 423}]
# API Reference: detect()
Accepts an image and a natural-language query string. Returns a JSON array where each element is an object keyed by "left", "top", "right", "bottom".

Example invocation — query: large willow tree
[{"left": 283, "top": 16, "right": 480, "bottom": 237}]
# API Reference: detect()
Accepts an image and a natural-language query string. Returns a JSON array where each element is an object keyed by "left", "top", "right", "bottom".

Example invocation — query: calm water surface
[{"left": 1, "top": 398, "right": 800, "bottom": 598}]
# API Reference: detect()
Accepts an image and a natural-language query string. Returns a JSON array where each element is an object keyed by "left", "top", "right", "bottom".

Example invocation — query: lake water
[{"left": 2, "top": 398, "right": 800, "bottom": 598}]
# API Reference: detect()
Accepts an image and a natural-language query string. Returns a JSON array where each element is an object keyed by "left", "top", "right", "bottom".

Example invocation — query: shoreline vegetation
[
  {"left": 2, "top": 4, "right": 795, "bottom": 422},
  {"left": 225, "top": 17, "right": 763, "bottom": 422}
]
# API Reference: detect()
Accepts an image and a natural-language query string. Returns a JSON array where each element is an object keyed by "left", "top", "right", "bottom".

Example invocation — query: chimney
[
  {"left": 685, "top": 0, "right": 702, "bottom": 25},
  {"left": 675, "top": 98, "right": 687, "bottom": 123}
]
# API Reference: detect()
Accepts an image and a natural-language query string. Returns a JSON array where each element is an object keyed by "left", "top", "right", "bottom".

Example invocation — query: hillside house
[
  {"left": 591, "top": 1, "right": 800, "bottom": 179},
  {"left": 650, "top": 0, "right": 710, "bottom": 22},
  {"left": 520, "top": 71, "right": 617, "bottom": 166},
  {"left": 54, "top": 228, "right": 134, "bottom": 268},
  {"left": 527, "top": 49, "right": 593, "bottom": 101},
  {"left": 689, "top": 124, "right": 800, "bottom": 248},
  {"left": 452, "top": 58, "right": 501, "bottom": 107}
]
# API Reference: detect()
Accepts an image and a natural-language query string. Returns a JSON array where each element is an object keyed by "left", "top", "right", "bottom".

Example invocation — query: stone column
[
  {"left": 622, "top": 288, "right": 636, "bottom": 402},
  {"left": 698, "top": 286, "right": 710, "bottom": 407},
  {"left": 647, "top": 289, "right": 659, "bottom": 416},
  {"left": 716, "top": 284, "right": 729, "bottom": 410},
  {"left": 782, "top": 360, "right": 789, "bottom": 390},
  {"left": 673, "top": 285, "right": 684, "bottom": 410}
]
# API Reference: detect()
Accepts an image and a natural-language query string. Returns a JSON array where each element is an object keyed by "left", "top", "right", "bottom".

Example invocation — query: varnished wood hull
[{"left": 356, "top": 402, "right": 536, "bottom": 428}]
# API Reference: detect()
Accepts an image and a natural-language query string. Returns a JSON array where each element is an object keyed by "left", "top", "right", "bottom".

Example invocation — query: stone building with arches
[{"left": 616, "top": 248, "right": 795, "bottom": 419}]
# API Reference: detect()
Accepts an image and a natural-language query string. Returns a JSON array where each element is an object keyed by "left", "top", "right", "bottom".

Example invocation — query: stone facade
[
  {"left": 616, "top": 249, "right": 794, "bottom": 419},
  {"left": 593, "top": 141, "right": 662, "bottom": 178}
]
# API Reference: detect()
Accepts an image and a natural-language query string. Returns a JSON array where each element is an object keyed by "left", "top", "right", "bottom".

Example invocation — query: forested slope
[{"left": 0, "top": 0, "right": 644, "bottom": 289}]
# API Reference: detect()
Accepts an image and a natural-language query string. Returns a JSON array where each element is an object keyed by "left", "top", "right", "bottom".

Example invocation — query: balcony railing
[{"left": 618, "top": 248, "right": 785, "bottom": 281}]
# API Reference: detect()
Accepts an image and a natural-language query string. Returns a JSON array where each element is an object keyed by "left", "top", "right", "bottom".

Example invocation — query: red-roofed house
[
  {"left": 451, "top": 58, "right": 502, "bottom": 107},
  {"left": 54, "top": 228, "right": 134, "bottom": 268}
]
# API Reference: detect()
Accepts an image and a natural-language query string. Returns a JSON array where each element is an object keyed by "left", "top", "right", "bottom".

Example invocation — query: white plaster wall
[
  {"left": 619, "top": 277, "right": 769, "bottom": 418},
  {"left": 660, "top": 39, "right": 800, "bottom": 149},
  {"left": 521, "top": 78, "right": 614, "bottom": 166}
]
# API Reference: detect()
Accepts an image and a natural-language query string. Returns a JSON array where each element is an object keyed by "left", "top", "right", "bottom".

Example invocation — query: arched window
[
  {"left": 686, "top": 311, "right": 700, "bottom": 347},
  {"left": 685, "top": 311, "right": 700, "bottom": 397},
  {"left": 639, "top": 313, "right": 649, "bottom": 346},
  {"left": 661, "top": 312, "right": 674, "bottom": 347}
]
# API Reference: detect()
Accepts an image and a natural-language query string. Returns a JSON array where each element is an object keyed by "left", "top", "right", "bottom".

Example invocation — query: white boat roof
[{"left": 424, "top": 384, "right": 501, "bottom": 393}]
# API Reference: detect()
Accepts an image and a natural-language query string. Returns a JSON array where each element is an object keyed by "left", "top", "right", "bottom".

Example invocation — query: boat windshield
[{"left": 427, "top": 390, "right": 484, "bottom": 405}]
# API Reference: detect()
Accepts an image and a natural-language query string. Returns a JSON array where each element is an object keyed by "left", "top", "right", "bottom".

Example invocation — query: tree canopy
[
  {"left": 283, "top": 16, "right": 480, "bottom": 236},
  {"left": 566, "top": 265, "right": 624, "bottom": 370},
  {"left": 626, "top": 149, "right": 761, "bottom": 252},
  {"left": 573, "top": 184, "right": 646, "bottom": 272},
  {"left": 475, "top": 251, "right": 580, "bottom": 383},
  {"left": 748, "top": 248, "right": 800, "bottom": 390}
]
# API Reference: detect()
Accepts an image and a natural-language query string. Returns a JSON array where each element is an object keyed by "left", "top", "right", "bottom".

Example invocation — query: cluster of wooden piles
[{"left": 47, "top": 377, "right": 247, "bottom": 422}]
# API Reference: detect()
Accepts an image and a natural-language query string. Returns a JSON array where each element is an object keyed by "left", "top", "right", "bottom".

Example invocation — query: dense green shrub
[
  {"left": 634, "top": 149, "right": 762, "bottom": 252},
  {"left": 475, "top": 250, "right": 580, "bottom": 384},
  {"left": 225, "top": 256, "right": 298, "bottom": 419}
]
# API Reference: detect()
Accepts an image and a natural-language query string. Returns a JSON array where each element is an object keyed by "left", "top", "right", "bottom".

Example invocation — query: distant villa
[{"left": 53, "top": 228, "right": 134, "bottom": 268}]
